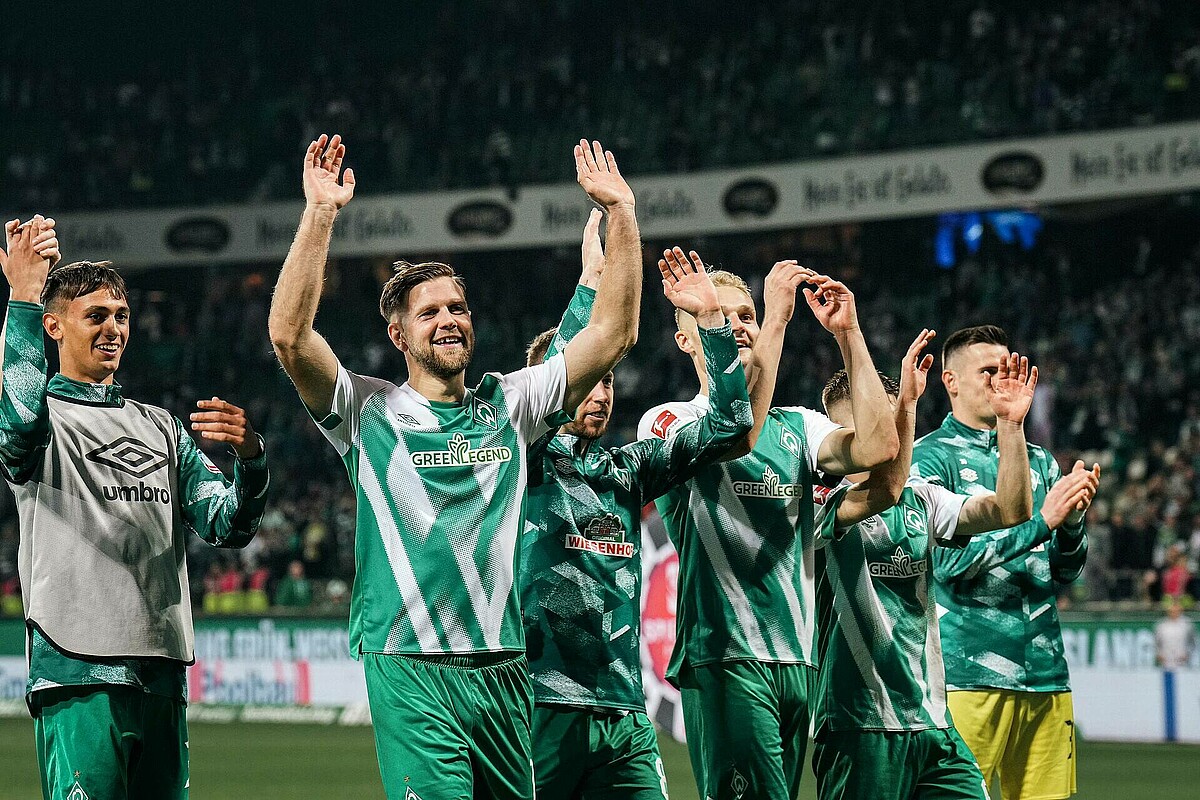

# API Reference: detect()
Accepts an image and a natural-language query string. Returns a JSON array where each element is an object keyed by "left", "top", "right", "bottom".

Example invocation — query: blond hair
[{"left": 674, "top": 269, "right": 752, "bottom": 329}]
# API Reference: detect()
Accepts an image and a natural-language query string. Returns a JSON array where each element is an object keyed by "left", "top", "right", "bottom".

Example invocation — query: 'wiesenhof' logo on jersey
[
  {"left": 731, "top": 466, "right": 802, "bottom": 499},
  {"left": 868, "top": 546, "right": 927, "bottom": 579},
  {"left": 410, "top": 433, "right": 512, "bottom": 469},
  {"left": 86, "top": 436, "right": 169, "bottom": 478},
  {"left": 565, "top": 513, "right": 634, "bottom": 558}
]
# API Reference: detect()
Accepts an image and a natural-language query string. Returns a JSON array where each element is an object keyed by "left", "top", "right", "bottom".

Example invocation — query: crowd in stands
[
  {"left": 0, "top": 202, "right": 1197, "bottom": 614},
  {"left": 3, "top": 0, "right": 1199, "bottom": 210}
]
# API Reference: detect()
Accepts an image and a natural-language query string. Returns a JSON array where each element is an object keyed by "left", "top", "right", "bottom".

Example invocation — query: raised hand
[
  {"left": 899, "top": 328, "right": 937, "bottom": 406},
  {"left": 574, "top": 140, "right": 634, "bottom": 210},
  {"left": 580, "top": 208, "right": 605, "bottom": 288},
  {"left": 304, "top": 134, "right": 356, "bottom": 211},
  {"left": 659, "top": 247, "right": 720, "bottom": 325},
  {"left": 988, "top": 352, "right": 1038, "bottom": 425},
  {"left": 190, "top": 397, "right": 262, "bottom": 459},
  {"left": 1, "top": 216, "right": 57, "bottom": 303},
  {"left": 1041, "top": 463, "right": 1101, "bottom": 529},
  {"left": 762, "top": 260, "right": 812, "bottom": 326},
  {"left": 802, "top": 273, "right": 860, "bottom": 335}
]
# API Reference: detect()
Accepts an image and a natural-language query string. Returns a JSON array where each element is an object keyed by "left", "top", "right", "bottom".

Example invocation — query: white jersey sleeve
[
  {"left": 909, "top": 479, "right": 968, "bottom": 542},
  {"left": 778, "top": 406, "right": 842, "bottom": 473},
  {"left": 311, "top": 362, "right": 395, "bottom": 457},
  {"left": 496, "top": 352, "right": 569, "bottom": 442},
  {"left": 637, "top": 400, "right": 704, "bottom": 442}
]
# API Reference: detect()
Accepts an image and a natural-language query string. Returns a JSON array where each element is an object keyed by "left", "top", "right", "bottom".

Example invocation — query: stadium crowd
[
  {"left": 2, "top": 0, "right": 1198, "bottom": 210},
  {"left": 0, "top": 205, "right": 1196, "bottom": 614}
]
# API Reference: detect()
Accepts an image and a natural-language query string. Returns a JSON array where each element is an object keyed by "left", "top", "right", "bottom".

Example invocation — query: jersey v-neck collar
[{"left": 47, "top": 374, "right": 124, "bottom": 407}]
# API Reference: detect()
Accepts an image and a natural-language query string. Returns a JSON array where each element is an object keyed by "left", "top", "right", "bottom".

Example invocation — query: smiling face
[
  {"left": 44, "top": 288, "right": 130, "bottom": 384},
  {"left": 389, "top": 276, "right": 475, "bottom": 380},
  {"left": 677, "top": 284, "right": 759, "bottom": 376}
]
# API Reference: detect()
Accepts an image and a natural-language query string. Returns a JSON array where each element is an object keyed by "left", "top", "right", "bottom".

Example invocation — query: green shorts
[
  {"left": 33, "top": 685, "right": 188, "bottom": 800},
  {"left": 679, "top": 660, "right": 815, "bottom": 800},
  {"left": 812, "top": 726, "right": 987, "bottom": 800},
  {"left": 364, "top": 652, "right": 534, "bottom": 800},
  {"left": 532, "top": 705, "right": 669, "bottom": 800}
]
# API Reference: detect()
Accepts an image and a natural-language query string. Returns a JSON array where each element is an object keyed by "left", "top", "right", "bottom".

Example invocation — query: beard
[
  {"left": 562, "top": 413, "right": 609, "bottom": 441},
  {"left": 409, "top": 334, "right": 475, "bottom": 379}
]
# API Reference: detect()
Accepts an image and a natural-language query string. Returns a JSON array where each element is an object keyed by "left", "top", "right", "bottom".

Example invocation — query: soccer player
[
  {"left": 1, "top": 217, "right": 269, "bottom": 800},
  {"left": 812, "top": 333, "right": 1099, "bottom": 800},
  {"left": 912, "top": 325, "right": 1101, "bottom": 800},
  {"left": 521, "top": 212, "right": 752, "bottom": 799},
  {"left": 268, "top": 135, "right": 643, "bottom": 800},
  {"left": 638, "top": 255, "right": 899, "bottom": 800}
]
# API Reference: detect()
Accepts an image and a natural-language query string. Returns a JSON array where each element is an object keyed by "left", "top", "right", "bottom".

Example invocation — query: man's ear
[
  {"left": 43, "top": 312, "right": 63, "bottom": 343},
  {"left": 387, "top": 321, "right": 407, "bottom": 353},
  {"left": 942, "top": 368, "right": 956, "bottom": 396},
  {"left": 674, "top": 330, "right": 695, "bottom": 355}
]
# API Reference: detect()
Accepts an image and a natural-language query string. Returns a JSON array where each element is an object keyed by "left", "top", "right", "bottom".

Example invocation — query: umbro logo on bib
[
  {"left": 410, "top": 433, "right": 512, "bottom": 469},
  {"left": 86, "top": 436, "right": 169, "bottom": 479}
]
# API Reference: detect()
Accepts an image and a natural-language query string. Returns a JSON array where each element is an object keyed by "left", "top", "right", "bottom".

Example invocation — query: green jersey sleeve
[
  {"left": 0, "top": 301, "right": 50, "bottom": 483},
  {"left": 624, "top": 322, "right": 751, "bottom": 501},
  {"left": 1044, "top": 454, "right": 1089, "bottom": 582},
  {"left": 544, "top": 283, "right": 596, "bottom": 359},
  {"left": 931, "top": 513, "right": 1053, "bottom": 582},
  {"left": 174, "top": 418, "right": 269, "bottom": 548}
]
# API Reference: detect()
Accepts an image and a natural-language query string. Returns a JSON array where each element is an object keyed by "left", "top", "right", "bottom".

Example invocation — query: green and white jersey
[
  {"left": 522, "top": 284, "right": 751, "bottom": 710},
  {"left": 812, "top": 479, "right": 967, "bottom": 733},
  {"left": 637, "top": 399, "right": 840, "bottom": 684},
  {"left": 913, "top": 414, "right": 1087, "bottom": 693},
  {"left": 314, "top": 355, "right": 569, "bottom": 657}
]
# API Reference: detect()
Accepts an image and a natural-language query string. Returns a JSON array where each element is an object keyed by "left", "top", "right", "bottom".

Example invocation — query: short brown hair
[
  {"left": 526, "top": 327, "right": 558, "bottom": 367},
  {"left": 379, "top": 261, "right": 466, "bottom": 321},
  {"left": 822, "top": 369, "right": 900, "bottom": 411},
  {"left": 942, "top": 325, "right": 1008, "bottom": 368},
  {"left": 675, "top": 268, "right": 752, "bottom": 329},
  {"left": 41, "top": 261, "right": 128, "bottom": 312}
]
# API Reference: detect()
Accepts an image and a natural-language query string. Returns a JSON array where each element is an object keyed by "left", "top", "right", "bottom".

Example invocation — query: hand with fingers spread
[
  {"left": 988, "top": 352, "right": 1038, "bottom": 425},
  {"left": 190, "top": 397, "right": 262, "bottom": 460},
  {"left": 1, "top": 216, "right": 58, "bottom": 303},
  {"left": 762, "top": 260, "right": 812, "bottom": 327},
  {"left": 659, "top": 247, "right": 722, "bottom": 328},
  {"left": 802, "top": 273, "right": 860, "bottom": 335},
  {"left": 1041, "top": 463, "right": 1100, "bottom": 530},
  {"left": 574, "top": 139, "right": 634, "bottom": 210},
  {"left": 304, "top": 134, "right": 356, "bottom": 212},
  {"left": 580, "top": 208, "right": 605, "bottom": 288},
  {"left": 899, "top": 328, "right": 937, "bottom": 407}
]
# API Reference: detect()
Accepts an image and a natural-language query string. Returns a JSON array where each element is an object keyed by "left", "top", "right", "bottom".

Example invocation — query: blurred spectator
[
  {"left": 275, "top": 560, "right": 314, "bottom": 609},
  {"left": 1154, "top": 597, "right": 1197, "bottom": 668}
]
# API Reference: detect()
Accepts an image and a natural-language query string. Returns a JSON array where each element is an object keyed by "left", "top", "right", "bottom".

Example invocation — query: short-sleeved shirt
[
  {"left": 637, "top": 400, "right": 839, "bottom": 683},
  {"left": 314, "top": 357, "right": 569, "bottom": 657},
  {"left": 813, "top": 479, "right": 967, "bottom": 733}
]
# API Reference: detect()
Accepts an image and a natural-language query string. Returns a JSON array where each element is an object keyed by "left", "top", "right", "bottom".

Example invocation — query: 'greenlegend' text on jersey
[
  {"left": 814, "top": 481, "right": 966, "bottom": 733},
  {"left": 314, "top": 357, "right": 569, "bottom": 656},
  {"left": 637, "top": 401, "right": 839, "bottom": 683},
  {"left": 913, "top": 414, "right": 1087, "bottom": 693}
]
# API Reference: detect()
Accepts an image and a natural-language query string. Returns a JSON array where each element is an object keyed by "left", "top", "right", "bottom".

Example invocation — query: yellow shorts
[{"left": 947, "top": 689, "right": 1076, "bottom": 800}]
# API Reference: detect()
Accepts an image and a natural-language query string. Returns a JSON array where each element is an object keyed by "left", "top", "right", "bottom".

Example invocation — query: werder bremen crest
[
  {"left": 566, "top": 513, "right": 634, "bottom": 557},
  {"left": 67, "top": 783, "right": 89, "bottom": 800},
  {"left": 410, "top": 432, "right": 512, "bottom": 468}
]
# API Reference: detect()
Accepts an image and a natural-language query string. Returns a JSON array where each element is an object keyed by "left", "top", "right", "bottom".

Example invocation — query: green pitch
[{"left": 0, "top": 717, "right": 1196, "bottom": 799}]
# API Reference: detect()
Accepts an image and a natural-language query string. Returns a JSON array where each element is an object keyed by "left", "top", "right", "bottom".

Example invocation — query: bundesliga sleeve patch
[
  {"left": 199, "top": 451, "right": 222, "bottom": 475},
  {"left": 650, "top": 409, "right": 679, "bottom": 439}
]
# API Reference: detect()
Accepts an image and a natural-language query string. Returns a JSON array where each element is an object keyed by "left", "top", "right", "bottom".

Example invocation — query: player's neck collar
[{"left": 47, "top": 373, "right": 125, "bottom": 407}]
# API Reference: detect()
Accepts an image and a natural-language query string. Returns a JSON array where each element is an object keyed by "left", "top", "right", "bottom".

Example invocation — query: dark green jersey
[
  {"left": 912, "top": 414, "right": 1087, "bottom": 692},
  {"left": 521, "top": 285, "right": 752, "bottom": 710}
]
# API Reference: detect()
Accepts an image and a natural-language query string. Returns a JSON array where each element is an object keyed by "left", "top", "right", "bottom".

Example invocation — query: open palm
[
  {"left": 989, "top": 352, "right": 1037, "bottom": 424},
  {"left": 304, "top": 134, "right": 356, "bottom": 210},
  {"left": 659, "top": 247, "right": 718, "bottom": 316},
  {"left": 575, "top": 139, "right": 634, "bottom": 209}
]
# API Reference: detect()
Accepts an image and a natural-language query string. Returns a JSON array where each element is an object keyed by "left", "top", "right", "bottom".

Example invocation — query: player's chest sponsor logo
[
  {"left": 565, "top": 513, "right": 635, "bottom": 558},
  {"left": 86, "top": 436, "right": 172, "bottom": 504},
  {"left": 410, "top": 432, "right": 512, "bottom": 468},
  {"left": 732, "top": 466, "right": 802, "bottom": 499},
  {"left": 868, "top": 546, "right": 927, "bottom": 579},
  {"left": 472, "top": 396, "right": 499, "bottom": 430}
]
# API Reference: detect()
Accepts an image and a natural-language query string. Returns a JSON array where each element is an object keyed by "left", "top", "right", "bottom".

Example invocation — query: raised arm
[
  {"left": 178, "top": 397, "right": 269, "bottom": 548},
  {"left": 268, "top": 134, "right": 356, "bottom": 416},
  {"left": 833, "top": 329, "right": 936, "bottom": 528},
  {"left": 0, "top": 217, "right": 59, "bottom": 482},
  {"left": 806, "top": 274, "right": 899, "bottom": 474},
  {"left": 560, "top": 141, "right": 641, "bottom": 414},
  {"left": 955, "top": 352, "right": 1036, "bottom": 535}
]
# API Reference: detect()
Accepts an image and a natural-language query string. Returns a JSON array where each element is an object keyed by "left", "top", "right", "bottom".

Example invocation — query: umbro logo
[{"left": 86, "top": 437, "right": 169, "bottom": 478}]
